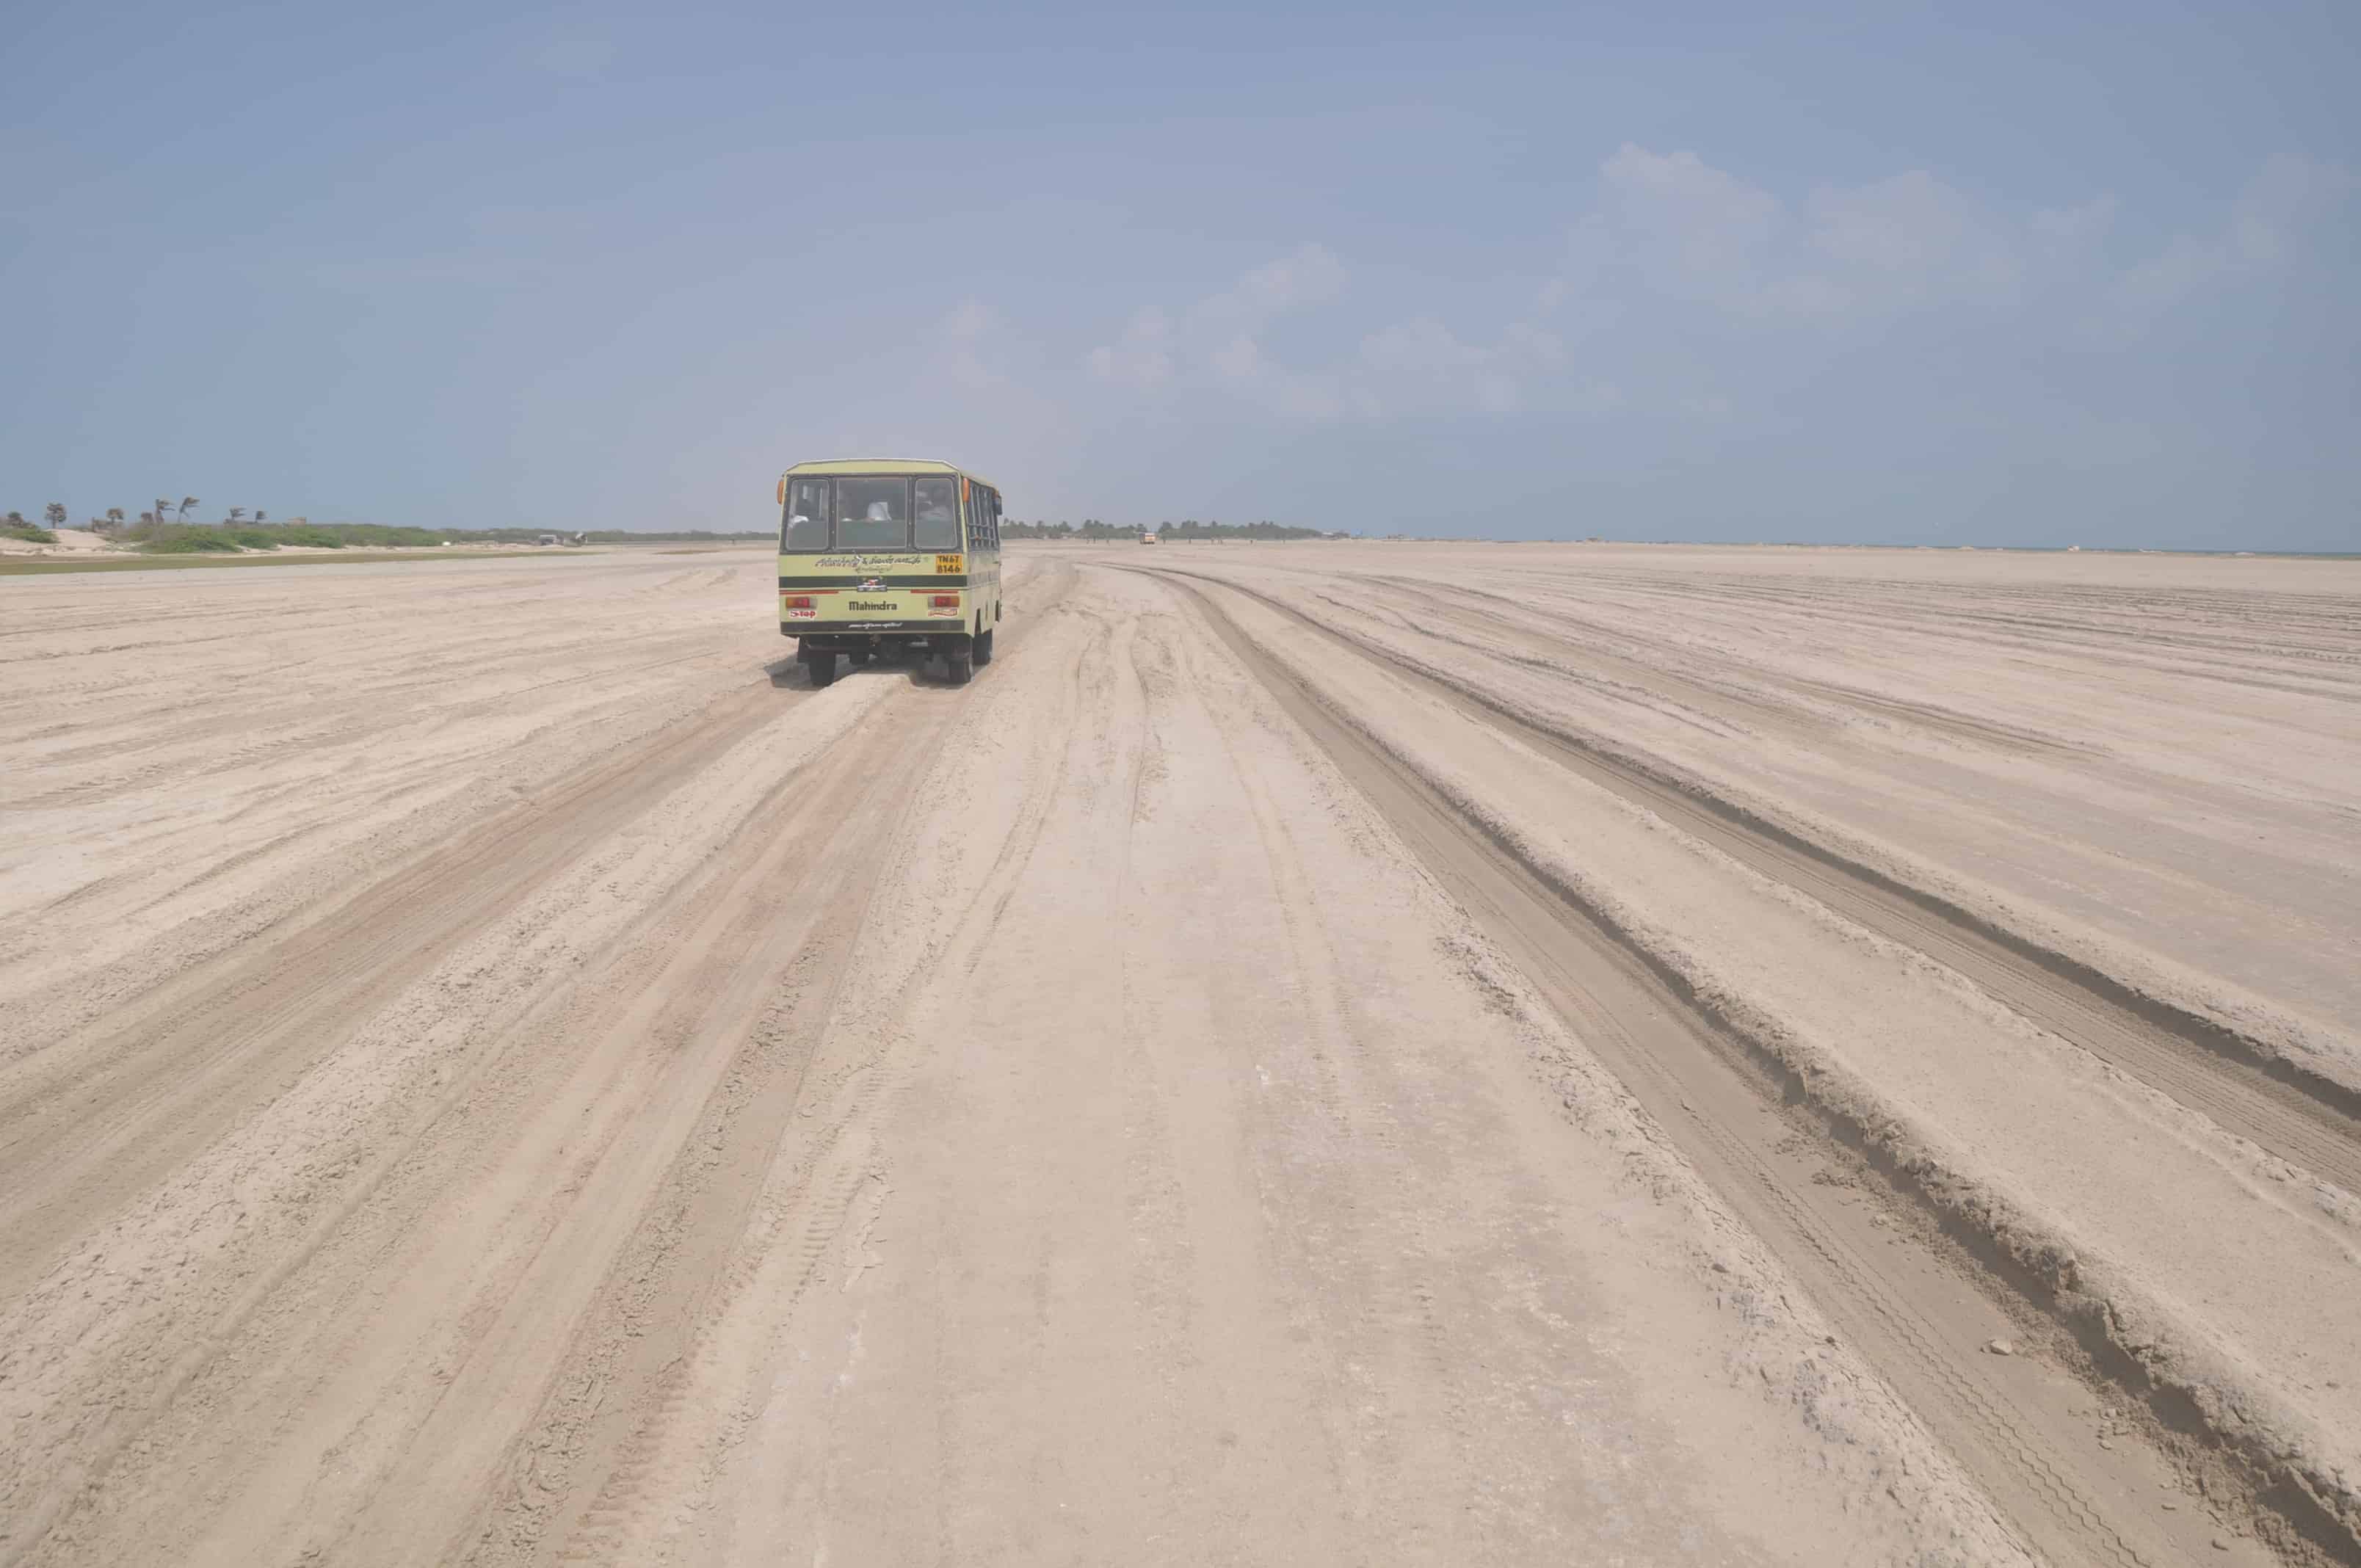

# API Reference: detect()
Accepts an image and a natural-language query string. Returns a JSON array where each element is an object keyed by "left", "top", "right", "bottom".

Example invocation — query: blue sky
[{"left": 3, "top": 1, "right": 2354, "bottom": 547}]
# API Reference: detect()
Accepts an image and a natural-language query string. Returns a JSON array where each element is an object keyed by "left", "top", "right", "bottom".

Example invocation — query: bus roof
[{"left": 782, "top": 458, "right": 1001, "bottom": 491}]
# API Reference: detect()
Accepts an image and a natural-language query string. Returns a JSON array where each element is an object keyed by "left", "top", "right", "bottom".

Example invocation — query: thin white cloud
[
  {"left": 938, "top": 298, "right": 1000, "bottom": 392},
  {"left": 1567, "top": 145, "right": 2028, "bottom": 321},
  {"left": 946, "top": 299, "right": 993, "bottom": 340},
  {"left": 2115, "top": 236, "right": 2226, "bottom": 317},
  {"left": 2112, "top": 154, "right": 2353, "bottom": 324},
  {"left": 1085, "top": 308, "right": 1175, "bottom": 388},
  {"left": 2031, "top": 195, "right": 2119, "bottom": 250},
  {"left": 1199, "top": 243, "right": 1347, "bottom": 327},
  {"left": 1211, "top": 332, "right": 1357, "bottom": 418},
  {"left": 1810, "top": 172, "right": 1966, "bottom": 270},
  {"left": 833, "top": 298, "right": 1074, "bottom": 484},
  {"left": 1087, "top": 244, "right": 1611, "bottom": 421},
  {"left": 1754, "top": 274, "right": 1853, "bottom": 318},
  {"left": 1066, "top": 144, "right": 2349, "bottom": 437},
  {"left": 1807, "top": 170, "right": 2021, "bottom": 308},
  {"left": 1361, "top": 318, "right": 1491, "bottom": 372},
  {"left": 1357, "top": 317, "right": 1573, "bottom": 415},
  {"left": 1501, "top": 322, "right": 1568, "bottom": 366},
  {"left": 2229, "top": 153, "right": 2353, "bottom": 264},
  {"left": 1192, "top": 244, "right": 1354, "bottom": 416},
  {"left": 1600, "top": 143, "right": 1781, "bottom": 284},
  {"left": 1084, "top": 244, "right": 1353, "bottom": 417}
]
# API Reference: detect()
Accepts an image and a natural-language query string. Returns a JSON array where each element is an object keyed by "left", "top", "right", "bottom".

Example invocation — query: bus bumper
[{"left": 786, "top": 624, "right": 971, "bottom": 651}]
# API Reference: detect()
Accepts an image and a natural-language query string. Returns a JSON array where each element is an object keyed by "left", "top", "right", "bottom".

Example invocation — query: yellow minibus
[{"left": 777, "top": 459, "right": 1005, "bottom": 687}]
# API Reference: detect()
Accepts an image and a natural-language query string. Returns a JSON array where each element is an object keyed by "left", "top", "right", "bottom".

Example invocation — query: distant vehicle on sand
[{"left": 777, "top": 458, "right": 1005, "bottom": 688}]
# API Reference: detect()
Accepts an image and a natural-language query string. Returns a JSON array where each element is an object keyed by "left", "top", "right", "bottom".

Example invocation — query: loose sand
[
  {"left": 1, "top": 542, "right": 2353, "bottom": 1565},
  {"left": 0, "top": 529, "right": 118, "bottom": 556}
]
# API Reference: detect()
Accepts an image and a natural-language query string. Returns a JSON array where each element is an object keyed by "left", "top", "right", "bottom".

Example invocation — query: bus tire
[
  {"left": 805, "top": 651, "right": 838, "bottom": 689},
  {"left": 973, "top": 628, "right": 994, "bottom": 666},
  {"left": 945, "top": 648, "right": 973, "bottom": 686}
]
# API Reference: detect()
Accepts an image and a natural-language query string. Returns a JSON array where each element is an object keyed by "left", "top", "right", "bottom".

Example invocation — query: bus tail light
[
  {"left": 782, "top": 594, "right": 814, "bottom": 610},
  {"left": 929, "top": 594, "right": 960, "bottom": 609}
]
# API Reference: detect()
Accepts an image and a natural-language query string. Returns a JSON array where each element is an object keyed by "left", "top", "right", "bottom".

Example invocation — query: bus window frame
[
  {"left": 913, "top": 476, "right": 960, "bottom": 551},
  {"left": 779, "top": 473, "right": 994, "bottom": 553},
  {"left": 831, "top": 476, "right": 915, "bottom": 551},
  {"left": 781, "top": 476, "right": 832, "bottom": 553}
]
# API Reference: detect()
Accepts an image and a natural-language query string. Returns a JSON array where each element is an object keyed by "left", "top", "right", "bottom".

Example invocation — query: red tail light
[
  {"left": 929, "top": 594, "right": 960, "bottom": 609},
  {"left": 783, "top": 594, "right": 814, "bottom": 610}
]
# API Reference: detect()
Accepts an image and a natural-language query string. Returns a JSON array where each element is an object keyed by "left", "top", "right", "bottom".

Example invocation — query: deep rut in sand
[
  {"left": 1137, "top": 564, "right": 2361, "bottom": 1199},
  {"left": 1159, "top": 568, "right": 2288, "bottom": 1568}
]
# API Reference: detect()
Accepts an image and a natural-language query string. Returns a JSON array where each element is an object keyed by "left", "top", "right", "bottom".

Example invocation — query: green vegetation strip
[{"left": 0, "top": 551, "right": 556, "bottom": 577}]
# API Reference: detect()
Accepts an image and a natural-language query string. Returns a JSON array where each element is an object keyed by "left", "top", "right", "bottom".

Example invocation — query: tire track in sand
[
  {"left": 1139, "top": 565, "right": 2361, "bottom": 1200},
  {"left": 492, "top": 576, "right": 1093, "bottom": 1568},
  {"left": 0, "top": 675, "right": 802, "bottom": 1299},
  {"left": 1160, "top": 569, "right": 2177, "bottom": 1568},
  {"left": 4, "top": 682, "right": 952, "bottom": 1567}
]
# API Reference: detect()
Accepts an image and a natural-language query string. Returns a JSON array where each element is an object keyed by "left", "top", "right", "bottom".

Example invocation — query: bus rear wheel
[
  {"left": 973, "top": 628, "right": 994, "bottom": 666},
  {"left": 944, "top": 648, "right": 973, "bottom": 686},
  {"left": 805, "top": 650, "right": 838, "bottom": 689}
]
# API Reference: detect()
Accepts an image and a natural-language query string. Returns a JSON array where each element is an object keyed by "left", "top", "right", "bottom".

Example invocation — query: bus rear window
[
  {"left": 779, "top": 473, "right": 981, "bottom": 551},
  {"left": 914, "top": 478, "right": 960, "bottom": 548},
  {"left": 835, "top": 478, "right": 908, "bottom": 548},
  {"left": 783, "top": 478, "right": 828, "bottom": 551}
]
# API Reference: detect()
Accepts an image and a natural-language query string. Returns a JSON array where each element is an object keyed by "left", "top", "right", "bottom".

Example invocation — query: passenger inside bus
[
  {"left": 914, "top": 478, "right": 960, "bottom": 548},
  {"left": 835, "top": 479, "right": 907, "bottom": 548}
]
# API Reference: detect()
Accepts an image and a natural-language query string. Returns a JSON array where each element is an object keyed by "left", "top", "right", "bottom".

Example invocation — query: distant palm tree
[
  {"left": 178, "top": 496, "right": 199, "bottom": 523},
  {"left": 253, "top": 509, "right": 267, "bottom": 523},
  {"left": 227, "top": 507, "right": 247, "bottom": 524},
  {"left": 46, "top": 503, "right": 68, "bottom": 529},
  {"left": 106, "top": 509, "right": 125, "bottom": 530},
  {"left": 154, "top": 499, "right": 173, "bottom": 527}
]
